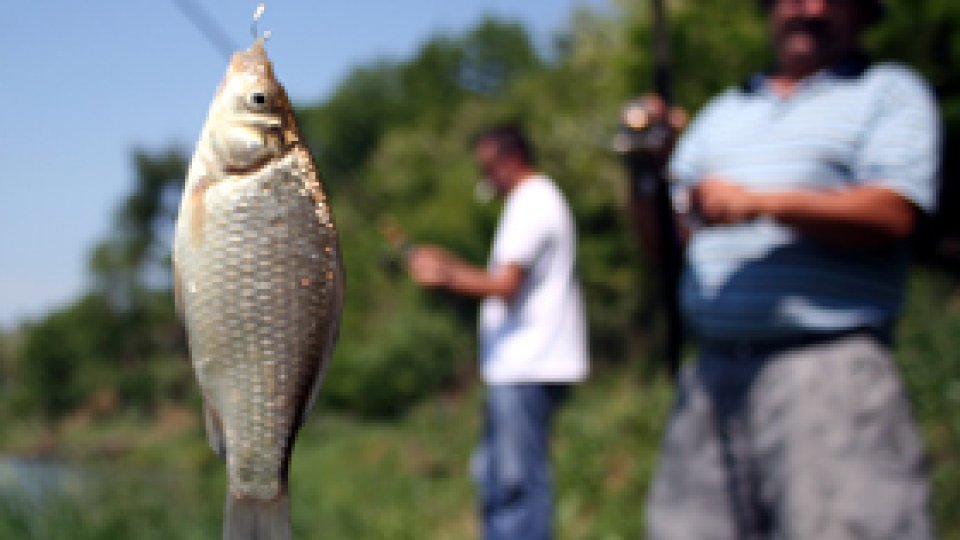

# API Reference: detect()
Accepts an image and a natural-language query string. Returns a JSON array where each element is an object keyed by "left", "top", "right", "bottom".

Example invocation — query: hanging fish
[{"left": 172, "top": 32, "right": 343, "bottom": 539}]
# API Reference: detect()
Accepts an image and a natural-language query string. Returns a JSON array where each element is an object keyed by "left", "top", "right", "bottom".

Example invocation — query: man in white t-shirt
[{"left": 407, "top": 124, "right": 588, "bottom": 540}]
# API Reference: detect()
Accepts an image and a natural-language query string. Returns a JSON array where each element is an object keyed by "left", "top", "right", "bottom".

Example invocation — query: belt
[{"left": 698, "top": 327, "right": 891, "bottom": 360}]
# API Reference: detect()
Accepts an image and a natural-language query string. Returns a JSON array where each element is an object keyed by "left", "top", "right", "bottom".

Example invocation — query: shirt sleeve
[
  {"left": 855, "top": 65, "right": 941, "bottom": 214},
  {"left": 494, "top": 185, "right": 554, "bottom": 269},
  {"left": 668, "top": 92, "right": 730, "bottom": 188}
]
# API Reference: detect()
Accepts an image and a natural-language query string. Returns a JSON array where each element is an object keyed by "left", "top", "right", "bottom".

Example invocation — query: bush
[
  {"left": 322, "top": 289, "right": 470, "bottom": 417},
  {"left": 896, "top": 270, "right": 960, "bottom": 533}
]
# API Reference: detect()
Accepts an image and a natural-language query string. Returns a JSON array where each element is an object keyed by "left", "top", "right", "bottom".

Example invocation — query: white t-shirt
[{"left": 478, "top": 174, "right": 589, "bottom": 384}]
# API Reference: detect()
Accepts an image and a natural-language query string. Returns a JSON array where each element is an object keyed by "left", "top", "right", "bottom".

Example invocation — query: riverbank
[{"left": 0, "top": 368, "right": 671, "bottom": 539}]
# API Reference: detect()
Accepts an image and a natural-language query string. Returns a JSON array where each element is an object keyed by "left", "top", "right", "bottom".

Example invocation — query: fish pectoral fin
[
  {"left": 204, "top": 402, "right": 227, "bottom": 460},
  {"left": 172, "top": 259, "right": 185, "bottom": 322}
]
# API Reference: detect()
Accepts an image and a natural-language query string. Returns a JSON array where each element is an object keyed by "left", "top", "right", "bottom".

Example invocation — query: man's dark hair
[
  {"left": 758, "top": 0, "right": 885, "bottom": 26},
  {"left": 473, "top": 124, "right": 536, "bottom": 166}
]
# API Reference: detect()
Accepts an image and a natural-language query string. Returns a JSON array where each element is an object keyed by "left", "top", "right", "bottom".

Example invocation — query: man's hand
[
  {"left": 689, "top": 176, "right": 918, "bottom": 247},
  {"left": 406, "top": 244, "right": 526, "bottom": 300},
  {"left": 635, "top": 94, "right": 689, "bottom": 135},
  {"left": 619, "top": 95, "right": 689, "bottom": 165},
  {"left": 691, "top": 176, "right": 764, "bottom": 225},
  {"left": 407, "top": 245, "right": 454, "bottom": 288}
]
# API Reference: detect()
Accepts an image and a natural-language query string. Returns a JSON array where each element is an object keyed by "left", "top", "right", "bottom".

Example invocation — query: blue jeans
[{"left": 472, "top": 384, "right": 569, "bottom": 540}]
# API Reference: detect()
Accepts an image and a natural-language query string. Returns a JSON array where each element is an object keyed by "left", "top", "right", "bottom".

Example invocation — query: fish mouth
[
  {"left": 222, "top": 152, "right": 286, "bottom": 176},
  {"left": 231, "top": 113, "right": 283, "bottom": 128}
]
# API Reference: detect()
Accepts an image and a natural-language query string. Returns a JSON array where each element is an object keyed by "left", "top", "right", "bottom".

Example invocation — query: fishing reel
[
  {"left": 613, "top": 97, "right": 686, "bottom": 162},
  {"left": 613, "top": 99, "right": 679, "bottom": 197},
  {"left": 613, "top": 100, "right": 674, "bottom": 156}
]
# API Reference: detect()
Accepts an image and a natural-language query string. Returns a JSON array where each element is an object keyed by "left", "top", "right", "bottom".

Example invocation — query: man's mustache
[{"left": 782, "top": 18, "right": 833, "bottom": 39}]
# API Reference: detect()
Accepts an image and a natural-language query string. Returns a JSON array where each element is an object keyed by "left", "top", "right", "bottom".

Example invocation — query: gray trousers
[{"left": 646, "top": 334, "right": 932, "bottom": 540}]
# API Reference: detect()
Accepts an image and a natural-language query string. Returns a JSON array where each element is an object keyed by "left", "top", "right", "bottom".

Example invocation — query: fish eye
[{"left": 250, "top": 92, "right": 267, "bottom": 106}]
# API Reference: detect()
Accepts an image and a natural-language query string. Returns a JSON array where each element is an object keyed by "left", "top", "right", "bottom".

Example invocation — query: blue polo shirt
[{"left": 669, "top": 58, "right": 940, "bottom": 342}]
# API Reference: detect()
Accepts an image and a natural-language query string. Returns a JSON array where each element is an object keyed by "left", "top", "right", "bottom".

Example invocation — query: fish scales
[
  {"left": 173, "top": 38, "right": 343, "bottom": 538},
  {"left": 181, "top": 151, "right": 337, "bottom": 498}
]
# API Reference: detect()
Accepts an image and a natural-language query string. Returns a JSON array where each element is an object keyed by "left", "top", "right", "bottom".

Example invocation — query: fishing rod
[
  {"left": 614, "top": 0, "right": 684, "bottom": 379},
  {"left": 169, "top": 0, "right": 239, "bottom": 60}
]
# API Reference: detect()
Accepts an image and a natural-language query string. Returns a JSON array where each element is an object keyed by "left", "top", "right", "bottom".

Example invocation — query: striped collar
[{"left": 741, "top": 52, "right": 874, "bottom": 94}]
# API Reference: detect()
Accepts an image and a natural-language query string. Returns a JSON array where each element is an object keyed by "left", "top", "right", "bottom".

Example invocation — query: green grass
[
  {"left": 0, "top": 370, "right": 671, "bottom": 540},
  {"left": 2, "top": 342, "right": 959, "bottom": 539}
]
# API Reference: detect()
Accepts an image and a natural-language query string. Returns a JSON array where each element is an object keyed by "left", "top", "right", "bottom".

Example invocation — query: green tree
[
  {"left": 299, "top": 17, "right": 542, "bottom": 187},
  {"left": 869, "top": 0, "right": 960, "bottom": 264},
  {"left": 88, "top": 148, "right": 186, "bottom": 303},
  {"left": 17, "top": 148, "right": 189, "bottom": 420}
]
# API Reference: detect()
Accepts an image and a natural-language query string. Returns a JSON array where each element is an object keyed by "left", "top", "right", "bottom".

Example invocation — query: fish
[{"left": 172, "top": 38, "right": 343, "bottom": 540}]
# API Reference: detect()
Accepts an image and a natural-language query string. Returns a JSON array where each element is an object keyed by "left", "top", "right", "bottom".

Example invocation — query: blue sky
[{"left": 0, "top": 1, "right": 606, "bottom": 327}]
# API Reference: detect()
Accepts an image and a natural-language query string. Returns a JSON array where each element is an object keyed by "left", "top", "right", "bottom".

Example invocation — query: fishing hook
[{"left": 251, "top": 3, "right": 271, "bottom": 41}]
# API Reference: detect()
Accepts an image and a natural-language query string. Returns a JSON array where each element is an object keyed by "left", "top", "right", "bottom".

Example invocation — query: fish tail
[{"left": 223, "top": 491, "right": 291, "bottom": 540}]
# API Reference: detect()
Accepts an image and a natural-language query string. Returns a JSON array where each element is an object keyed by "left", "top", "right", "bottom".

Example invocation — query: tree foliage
[
  {"left": 14, "top": 149, "right": 188, "bottom": 419},
  {"left": 869, "top": 0, "right": 960, "bottom": 264},
  {"left": 298, "top": 18, "right": 542, "bottom": 187}
]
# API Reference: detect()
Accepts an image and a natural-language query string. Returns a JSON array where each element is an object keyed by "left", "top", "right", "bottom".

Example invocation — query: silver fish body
[{"left": 173, "top": 39, "right": 342, "bottom": 538}]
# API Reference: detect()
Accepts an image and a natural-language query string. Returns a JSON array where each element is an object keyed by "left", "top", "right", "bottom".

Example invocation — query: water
[{"left": 0, "top": 458, "right": 80, "bottom": 503}]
